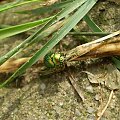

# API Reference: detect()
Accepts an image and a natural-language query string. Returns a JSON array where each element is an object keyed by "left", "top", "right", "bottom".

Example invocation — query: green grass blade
[
  {"left": 54, "top": 0, "right": 87, "bottom": 21},
  {"left": 0, "top": 0, "right": 86, "bottom": 65},
  {"left": 0, "top": 16, "right": 54, "bottom": 40},
  {"left": 83, "top": 14, "right": 103, "bottom": 32},
  {"left": 0, "top": 0, "right": 41, "bottom": 12},
  {"left": 112, "top": 57, "right": 120, "bottom": 69},
  {"left": 0, "top": 0, "right": 98, "bottom": 88},
  {"left": 69, "top": 32, "right": 110, "bottom": 36}
]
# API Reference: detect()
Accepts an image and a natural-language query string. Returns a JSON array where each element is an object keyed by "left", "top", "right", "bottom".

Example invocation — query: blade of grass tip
[
  {"left": 0, "top": 16, "right": 54, "bottom": 40},
  {"left": 83, "top": 14, "right": 103, "bottom": 32},
  {"left": 0, "top": 0, "right": 41, "bottom": 12},
  {"left": 0, "top": 0, "right": 87, "bottom": 65},
  {"left": 0, "top": 0, "right": 98, "bottom": 88}
]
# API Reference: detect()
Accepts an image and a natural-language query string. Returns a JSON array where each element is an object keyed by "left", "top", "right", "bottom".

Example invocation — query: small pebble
[
  {"left": 87, "top": 107, "right": 94, "bottom": 113},
  {"left": 86, "top": 86, "right": 93, "bottom": 93},
  {"left": 40, "top": 83, "right": 46, "bottom": 90},
  {"left": 54, "top": 106, "right": 61, "bottom": 113},
  {"left": 95, "top": 94, "right": 100, "bottom": 101},
  {"left": 75, "top": 109, "right": 81, "bottom": 116},
  {"left": 59, "top": 102, "right": 63, "bottom": 106},
  {"left": 87, "top": 115, "right": 95, "bottom": 120}
]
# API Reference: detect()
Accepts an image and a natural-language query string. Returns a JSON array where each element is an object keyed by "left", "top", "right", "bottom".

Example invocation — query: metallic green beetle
[{"left": 44, "top": 52, "right": 65, "bottom": 68}]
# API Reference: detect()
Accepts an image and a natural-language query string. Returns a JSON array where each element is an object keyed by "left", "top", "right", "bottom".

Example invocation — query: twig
[
  {"left": 97, "top": 90, "right": 114, "bottom": 120},
  {"left": 68, "top": 73, "right": 85, "bottom": 102}
]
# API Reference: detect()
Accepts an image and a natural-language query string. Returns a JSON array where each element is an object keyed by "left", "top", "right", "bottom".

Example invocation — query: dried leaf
[{"left": 87, "top": 63, "right": 120, "bottom": 90}]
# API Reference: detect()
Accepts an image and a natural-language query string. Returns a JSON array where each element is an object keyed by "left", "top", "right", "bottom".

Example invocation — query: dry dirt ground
[{"left": 0, "top": 0, "right": 120, "bottom": 120}]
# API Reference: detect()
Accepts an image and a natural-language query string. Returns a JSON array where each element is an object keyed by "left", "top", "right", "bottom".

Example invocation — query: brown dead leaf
[{"left": 87, "top": 63, "right": 120, "bottom": 90}]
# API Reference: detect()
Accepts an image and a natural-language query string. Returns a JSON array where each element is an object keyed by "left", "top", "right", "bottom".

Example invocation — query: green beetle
[{"left": 44, "top": 52, "right": 65, "bottom": 68}]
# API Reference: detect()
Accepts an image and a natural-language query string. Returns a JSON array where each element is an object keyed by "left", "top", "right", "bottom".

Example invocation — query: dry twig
[
  {"left": 97, "top": 90, "right": 114, "bottom": 120},
  {"left": 68, "top": 73, "right": 85, "bottom": 102}
]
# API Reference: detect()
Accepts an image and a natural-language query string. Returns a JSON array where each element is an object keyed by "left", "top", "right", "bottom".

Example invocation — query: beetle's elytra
[{"left": 44, "top": 52, "right": 65, "bottom": 68}]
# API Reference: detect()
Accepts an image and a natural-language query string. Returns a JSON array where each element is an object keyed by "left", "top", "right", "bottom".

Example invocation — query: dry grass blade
[
  {"left": 97, "top": 90, "right": 114, "bottom": 120},
  {"left": 0, "top": 57, "right": 31, "bottom": 73}
]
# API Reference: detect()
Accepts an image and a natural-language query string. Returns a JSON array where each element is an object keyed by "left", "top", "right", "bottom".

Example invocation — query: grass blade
[
  {"left": 112, "top": 57, "right": 120, "bottom": 69},
  {"left": 83, "top": 14, "right": 103, "bottom": 32},
  {"left": 69, "top": 32, "right": 110, "bottom": 36},
  {"left": 0, "top": 0, "right": 41, "bottom": 12},
  {"left": 0, "top": 16, "right": 54, "bottom": 40}
]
